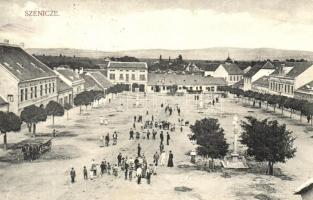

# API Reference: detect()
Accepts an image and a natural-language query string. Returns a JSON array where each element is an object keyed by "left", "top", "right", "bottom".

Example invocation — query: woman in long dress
[
  {"left": 160, "top": 151, "right": 166, "bottom": 166},
  {"left": 167, "top": 151, "right": 174, "bottom": 167}
]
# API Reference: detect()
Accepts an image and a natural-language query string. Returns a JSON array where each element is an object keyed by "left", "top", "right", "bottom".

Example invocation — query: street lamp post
[{"left": 232, "top": 114, "right": 239, "bottom": 159}]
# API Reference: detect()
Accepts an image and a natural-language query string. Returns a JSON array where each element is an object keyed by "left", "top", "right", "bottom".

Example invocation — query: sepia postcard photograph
[{"left": 0, "top": 0, "right": 313, "bottom": 200}]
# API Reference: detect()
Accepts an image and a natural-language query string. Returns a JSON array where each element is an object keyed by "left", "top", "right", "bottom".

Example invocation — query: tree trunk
[
  {"left": 267, "top": 162, "right": 274, "bottom": 175},
  {"left": 52, "top": 115, "right": 55, "bottom": 128},
  {"left": 32, "top": 123, "right": 36, "bottom": 137},
  {"left": 311, "top": 115, "right": 313, "bottom": 126},
  {"left": 300, "top": 112, "right": 302, "bottom": 122},
  {"left": 27, "top": 123, "right": 32, "bottom": 133},
  {"left": 67, "top": 110, "right": 69, "bottom": 120},
  {"left": 281, "top": 107, "right": 284, "bottom": 115},
  {"left": 290, "top": 109, "right": 292, "bottom": 118},
  {"left": 79, "top": 106, "right": 82, "bottom": 114},
  {"left": 3, "top": 132, "right": 7, "bottom": 150},
  {"left": 273, "top": 106, "right": 276, "bottom": 113}
]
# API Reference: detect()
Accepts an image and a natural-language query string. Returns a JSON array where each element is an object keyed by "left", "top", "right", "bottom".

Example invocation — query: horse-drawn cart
[{"left": 13, "top": 137, "right": 52, "bottom": 161}]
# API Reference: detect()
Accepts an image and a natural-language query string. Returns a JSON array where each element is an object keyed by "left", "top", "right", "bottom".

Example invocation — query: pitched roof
[
  {"left": 0, "top": 96, "right": 8, "bottom": 106},
  {"left": 57, "top": 77, "right": 72, "bottom": 92},
  {"left": 81, "top": 74, "right": 103, "bottom": 90},
  {"left": 196, "top": 63, "right": 220, "bottom": 71},
  {"left": 88, "top": 72, "right": 113, "bottom": 89},
  {"left": 233, "top": 79, "right": 244, "bottom": 88},
  {"left": 295, "top": 80, "right": 313, "bottom": 94},
  {"left": 221, "top": 63, "right": 244, "bottom": 75},
  {"left": 252, "top": 76, "right": 269, "bottom": 88},
  {"left": 107, "top": 61, "right": 148, "bottom": 69},
  {"left": 295, "top": 177, "right": 313, "bottom": 195},
  {"left": 55, "top": 68, "right": 84, "bottom": 82},
  {"left": 0, "top": 44, "right": 56, "bottom": 81},
  {"left": 244, "top": 63, "right": 264, "bottom": 78},
  {"left": 243, "top": 61, "right": 275, "bottom": 78},
  {"left": 148, "top": 73, "right": 227, "bottom": 86},
  {"left": 285, "top": 62, "right": 313, "bottom": 78},
  {"left": 262, "top": 61, "right": 276, "bottom": 69}
]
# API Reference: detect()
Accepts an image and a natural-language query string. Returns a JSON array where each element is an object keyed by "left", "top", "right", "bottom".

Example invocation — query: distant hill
[{"left": 25, "top": 47, "right": 313, "bottom": 61}]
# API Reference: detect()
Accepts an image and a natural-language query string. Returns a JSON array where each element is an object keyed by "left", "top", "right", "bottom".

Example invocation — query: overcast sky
[{"left": 0, "top": 0, "right": 313, "bottom": 51}]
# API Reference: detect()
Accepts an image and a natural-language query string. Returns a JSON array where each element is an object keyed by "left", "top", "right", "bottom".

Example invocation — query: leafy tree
[
  {"left": 241, "top": 116, "right": 296, "bottom": 175},
  {"left": 168, "top": 85, "right": 178, "bottom": 95},
  {"left": 190, "top": 118, "right": 229, "bottom": 166},
  {"left": 267, "top": 95, "right": 278, "bottom": 112},
  {"left": 0, "top": 112, "right": 22, "bottom": 150},
  {"left": 20, "top": 105, "right": 47, "bottom": 136},
  {"left": 63, "top": 103, "right": 73, "bottom": 120},
  {"left": 45, "top": 101, "right": 64, "bottom": 127},
  {"left": 302, "top": 101, "right": 313, "bottom": 125},
  {"left": 277, "top": 96, "right": 287, "bottom": 115},
  {"left": 74, "top": 91, "right": 93, "bottom": 113},
  {"left": 177, "top": 54, "right": 183, "bottom": 63}
]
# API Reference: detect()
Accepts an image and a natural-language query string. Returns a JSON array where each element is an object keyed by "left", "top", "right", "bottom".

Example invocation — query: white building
[
  {"left": 243, "top": 61, "right": 276, "bottom": 91},
  {"left": 268, "top": 62, "right": 313, "bottom": 97},
  {"left": 294, "top": 80, "right": 313, "bottom": 102},
  {"left": 0, "top": 43, "right": 58, "bottom": 114},
  {"left": 251, "top": 76, "right": 271, "bottom": 94},
  {"left": 147, "top": 73, "right": 226, "bottom": 94},
  {"left": 54, "top": 66, "right": 85, "bottom": 97},
  {"left": 107, "top": 61, "right": 148, "bottom": 91},
  {"left": 196, "top": 63, "right": 220, "bottom": 77},
  {"left": 213, "top": 63, "right": 244, "bottom": 85},
  {"left": 56, "top": 78, "right": 73, "bottom": 106},
  {"left": 83, "top": 71, "right": 112, "bottom": 93}
]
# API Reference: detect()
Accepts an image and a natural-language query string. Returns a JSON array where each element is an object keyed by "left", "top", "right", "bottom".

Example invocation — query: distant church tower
[{"left": 225, "top": 51, "right": 234, "bottom": 64}]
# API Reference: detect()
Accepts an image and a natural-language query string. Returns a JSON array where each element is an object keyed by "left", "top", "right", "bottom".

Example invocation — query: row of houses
[
  {"left": 0, "top": 43, "right": 113, "bottom": 115},
  {"left": 5, "top": 41, "right": 312, "bottom": 115},
  {"left": 233, "top": 60, "right": 313, "bottom": 102}
]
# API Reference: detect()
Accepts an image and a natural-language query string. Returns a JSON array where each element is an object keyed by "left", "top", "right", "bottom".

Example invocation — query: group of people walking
[{"left": 70, "top": 100, "right": 182, "bottom": 186}]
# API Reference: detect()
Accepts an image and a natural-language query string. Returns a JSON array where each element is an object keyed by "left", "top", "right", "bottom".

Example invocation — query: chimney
[
  {"left": 279, "top": 64, "right": 285, "bottom": 75},
  {"left": 3, "top": 39, "right": 9, "bottom": 44},
  {"left": 19, "top": 42, "right": 25, "bottom": 48}
]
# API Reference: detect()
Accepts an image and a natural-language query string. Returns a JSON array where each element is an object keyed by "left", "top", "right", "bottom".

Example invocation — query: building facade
[
  {"left": 243, "top": 61, "right": 275, "bottom": 91},
  {"left": 57, "top": 78, "right": 73, "bottom": 106},
  {"left": 87, "top": 71, "right": 112, "bottom": 93},
  {"left": 147, "top": 73, "right": 226, "bottom": 94},
  {"left": 294, "top": 81, "right": 313, "bottom": 102},
  {"left": 268, "top": 62, "right": 313, "bottom": 97},
  {"left": 107, "top": 61, "right": 148, "bottom": 91},
  {"left": 54, "top": 66, "right": 85, "bottom": 97},
  {"left": 251, "top": 76, "right": 270, "bottom": 94},
  {"left": 0, "top": 43, "right": 58, "bottom": 114},
  {"left": 213, "top": 63, "right": 244, "bottom": 85}
]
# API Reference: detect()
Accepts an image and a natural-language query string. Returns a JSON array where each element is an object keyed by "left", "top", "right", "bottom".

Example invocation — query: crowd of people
[{"left": 69, "top": 101, "right": 183, "bottom": 186}]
